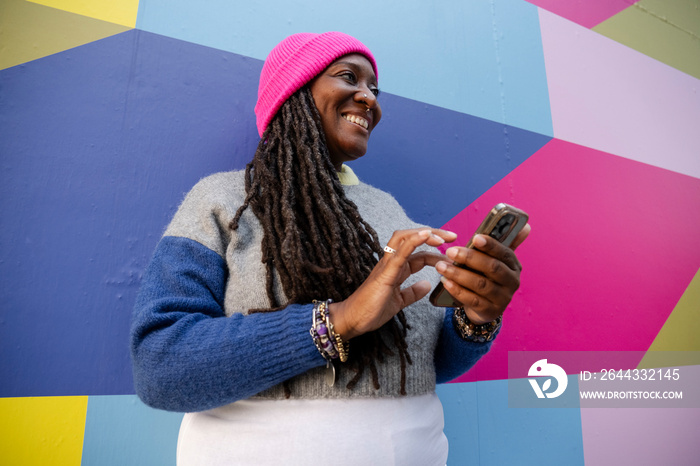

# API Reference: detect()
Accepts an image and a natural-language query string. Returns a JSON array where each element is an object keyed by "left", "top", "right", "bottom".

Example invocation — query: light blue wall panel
[
  {"left": 136, "top": 0, "right": 552, "bottom": 136},
  {"left": 436, "top": 382, "right": 481, "bottom": 463},
  {"left": 82, "top": 395, "right": 183, "bottom": 466},
  {"left": 437, "top": 378, "right": 584, "bottom": 465}
]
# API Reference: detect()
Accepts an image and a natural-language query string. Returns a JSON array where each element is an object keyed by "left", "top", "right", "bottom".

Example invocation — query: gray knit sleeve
[{"left": 164, "top": 171, "right": 247, "bottom": 257}]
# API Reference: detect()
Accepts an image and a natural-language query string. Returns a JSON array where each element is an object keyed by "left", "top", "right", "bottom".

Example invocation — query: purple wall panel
[{"left": 0, "top": 30, "right": 260, "bottom": 396}]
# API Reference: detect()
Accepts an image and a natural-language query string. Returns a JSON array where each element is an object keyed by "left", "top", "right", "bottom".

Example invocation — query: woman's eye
[
  {"left": 370, "top": 88, "right": 381, "bottom": 97},
  {"left": 339, "top": 71, "right": 357, "bottom": 83}
]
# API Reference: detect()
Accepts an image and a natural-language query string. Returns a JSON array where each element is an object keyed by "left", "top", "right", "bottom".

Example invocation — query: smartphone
[{"left": 429, "top": 203, "right": 529, "bottom": 308}]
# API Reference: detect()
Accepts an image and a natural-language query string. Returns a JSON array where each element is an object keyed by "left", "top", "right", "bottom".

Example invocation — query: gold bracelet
[
  {"left": 328, "top": 319, "right": 349, "bottom": 362},
  {"left": 323, "top": 300, "right": 350, "bottom": 362}
]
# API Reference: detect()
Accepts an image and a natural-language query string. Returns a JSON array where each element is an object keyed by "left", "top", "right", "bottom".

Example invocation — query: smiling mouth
[{"left": 342, "top": 114, "right": 369, "bottom": 130}]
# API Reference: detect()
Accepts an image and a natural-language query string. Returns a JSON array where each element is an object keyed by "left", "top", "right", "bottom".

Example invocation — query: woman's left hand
[{"left": 435, "top": 224, "right": 531, "bottom": 325}]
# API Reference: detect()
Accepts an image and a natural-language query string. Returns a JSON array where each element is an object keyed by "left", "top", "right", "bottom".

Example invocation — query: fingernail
[
  {"left": 473, "top": 235, "right": 487, "bottom": 247},
  {"left": 445, "top": 247, "right": 458, "bottom": 260},
  {"left": 432, "top": 234, "right": 445, "bottom": 244},
  {"left": 436, "top": 261, "right": 447, "bottom": 273},
  {"left": 419, "top": 229, "right": 431, "bottom": 238}
]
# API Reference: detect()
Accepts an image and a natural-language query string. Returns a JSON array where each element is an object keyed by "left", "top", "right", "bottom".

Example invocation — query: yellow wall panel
[
  {"left": 1, "top": 0, "right": 131, "bottom": 70},
  {"left": 0, "top": 396, "right": 88, "bottom": 466},
  {"left": 644, "top": 268, "right": 700, "bottom": 353},
  {"left": 593, "top": 0, "right": 700, "bottom": 79},
  {"left": 28, "top": 0, "right": 139, "bottom": 28}
]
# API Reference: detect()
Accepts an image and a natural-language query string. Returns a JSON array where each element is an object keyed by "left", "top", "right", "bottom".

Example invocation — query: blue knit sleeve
[
  {"left": 433, "top": 307, "right": 495, "bottom": 384},
  {"left": 130, "top": 236, "right": 326, "bottom": 412}
]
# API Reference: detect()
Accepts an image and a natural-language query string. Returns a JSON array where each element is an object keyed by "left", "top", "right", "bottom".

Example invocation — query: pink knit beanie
[{"left": 255, "top": 32, "right": 378, "bottom": 137}]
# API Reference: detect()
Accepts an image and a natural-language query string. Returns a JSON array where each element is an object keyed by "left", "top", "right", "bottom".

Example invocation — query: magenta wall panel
[
  {"left": 443, "top": 138, "right": 700, "bottom": 382},
  {"left": 526, "top": 0, "right": 638, "bottom": 28}
]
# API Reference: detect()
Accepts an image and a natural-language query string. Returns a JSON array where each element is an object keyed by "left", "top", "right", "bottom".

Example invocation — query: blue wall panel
[
  {"left": 136, "top": 0, "right": 553, "bottom": 137},
  {"left": 0, "top": 30, "right": 260, "bottom": 396},
  {"left": 353, "top": 94, "right": 550, "bottom": 227}
]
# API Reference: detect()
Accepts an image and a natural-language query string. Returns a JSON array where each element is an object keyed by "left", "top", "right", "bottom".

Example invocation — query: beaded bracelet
[
  {"left": 310, "top": 300, "right": 350, "bottom": 362},
  {"left": 321, "top": 300, "right": 349, "bottom": 362},
  {"left": 452, "top": 307, "right": 502, "bottom": 343},
  {"left": 310, "top": 300, "right": 337, "bottom": 360}
]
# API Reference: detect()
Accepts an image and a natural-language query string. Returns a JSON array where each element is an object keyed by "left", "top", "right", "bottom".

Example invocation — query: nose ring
[{"left": 363, "top": 93, "right": 368, "bottom": 99}]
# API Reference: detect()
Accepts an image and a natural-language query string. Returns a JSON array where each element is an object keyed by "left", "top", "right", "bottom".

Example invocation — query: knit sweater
[{"left": 131, "top": 169, "right": 494, "bottom": 412}]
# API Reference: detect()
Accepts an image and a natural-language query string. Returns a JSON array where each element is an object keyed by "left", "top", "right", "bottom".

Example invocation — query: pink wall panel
[
  {"left": 581, "top": 398, "right": 700, "bottom": 464},
  {"left": 539, "top": 8, "right": 700, "bottom": 179},
  {"left": 445, "top": 139, "right": 700, "bottom": 382}
]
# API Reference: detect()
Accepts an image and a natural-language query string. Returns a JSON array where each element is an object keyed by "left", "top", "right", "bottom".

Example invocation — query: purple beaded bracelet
[{"left": 310, "top": 300, "right": 349, "bottom": 362}]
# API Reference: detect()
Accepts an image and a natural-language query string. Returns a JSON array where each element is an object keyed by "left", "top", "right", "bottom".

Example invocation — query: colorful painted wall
[{"left": 2, "top": 0, "right": 699, "bottom": 464}]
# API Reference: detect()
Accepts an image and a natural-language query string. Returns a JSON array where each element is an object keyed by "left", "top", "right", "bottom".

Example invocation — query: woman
[{"left": 131, "top": 32, "right": 528, "bottom": 465}]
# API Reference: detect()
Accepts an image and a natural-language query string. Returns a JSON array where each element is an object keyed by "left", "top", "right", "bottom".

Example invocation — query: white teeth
[{"left": 343, "top": 114, "right": 369, "bottom": 129}]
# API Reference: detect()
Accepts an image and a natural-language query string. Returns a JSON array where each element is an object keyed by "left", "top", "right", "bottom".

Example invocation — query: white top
[{"left": 177, "top": 392, "right": 449, "bottom": 466}]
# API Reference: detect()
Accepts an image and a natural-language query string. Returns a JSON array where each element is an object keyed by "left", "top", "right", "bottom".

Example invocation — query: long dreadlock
[{"left": 229, "top": 87, "right": 412, "bottom": 395}]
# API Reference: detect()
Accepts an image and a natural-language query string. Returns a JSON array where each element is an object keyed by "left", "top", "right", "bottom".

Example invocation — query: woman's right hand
[{"left": 329, "top": 228, "right": 456, "bottom": 340}]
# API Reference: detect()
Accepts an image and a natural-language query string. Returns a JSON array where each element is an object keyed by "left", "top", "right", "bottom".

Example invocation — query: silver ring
[
  {"left": 363, "top": 93, "right": 368, "bottom": 98},
  {"left": 383, "top": 246, "right": 396, "bottom": 255}
]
